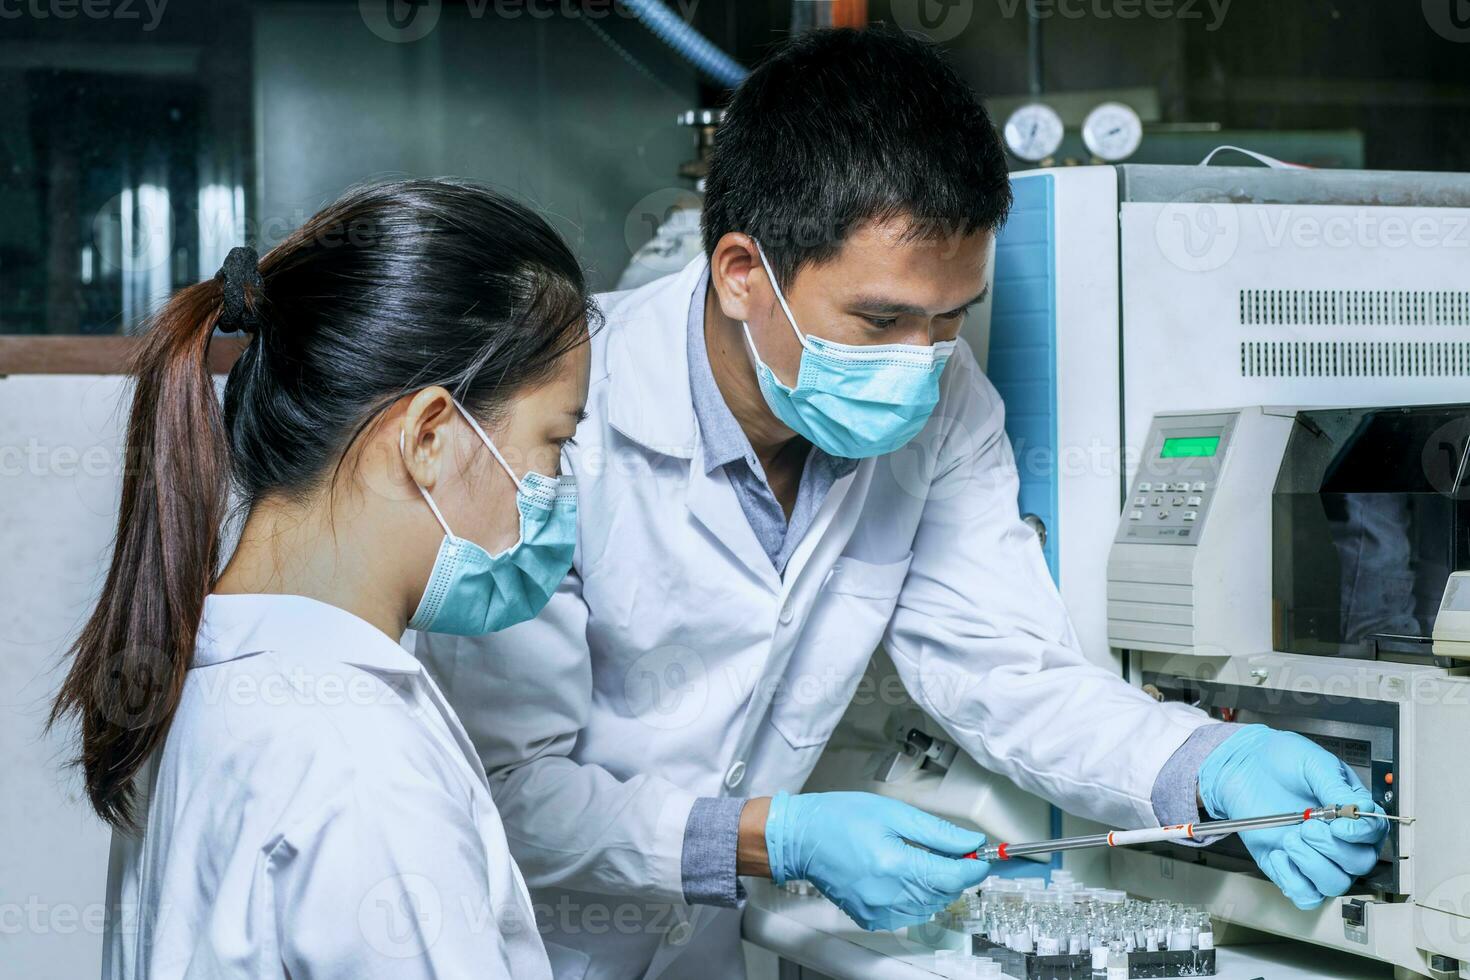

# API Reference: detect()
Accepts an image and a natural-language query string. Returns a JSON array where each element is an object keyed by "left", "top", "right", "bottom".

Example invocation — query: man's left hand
[{"left": 1198, "top": 724, "right": 1387, "bottom": 910}]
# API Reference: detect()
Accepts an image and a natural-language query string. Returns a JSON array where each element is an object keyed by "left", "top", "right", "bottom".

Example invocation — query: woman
[{"left": 50, "top": 179, "right": 594, "bottom": 978}]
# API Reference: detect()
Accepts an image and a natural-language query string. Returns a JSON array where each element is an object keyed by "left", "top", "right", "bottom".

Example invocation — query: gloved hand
[
  {"left": 764, "top": 791, "right": 991, "bottom": 931},
  {"left": 1199, "top": 725, "right": 1387, "bottom": 909}
]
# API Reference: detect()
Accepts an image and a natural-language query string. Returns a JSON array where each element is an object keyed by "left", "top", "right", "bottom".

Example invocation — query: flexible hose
[{"left": 619, "top": 0, "right": 747, "bottom": 88}]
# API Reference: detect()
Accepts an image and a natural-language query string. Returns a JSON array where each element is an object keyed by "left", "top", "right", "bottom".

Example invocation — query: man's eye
[{"left": 864, "top": 316, "right": 898, "bottom": 330}]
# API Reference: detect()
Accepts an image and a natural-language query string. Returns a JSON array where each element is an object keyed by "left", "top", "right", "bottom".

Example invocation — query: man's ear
[
  {"left": 399, "top": 386, "right": 458, "bottom": 491},
  {"left": 708, "top": 232, "right": 765, "bottom": 323}
]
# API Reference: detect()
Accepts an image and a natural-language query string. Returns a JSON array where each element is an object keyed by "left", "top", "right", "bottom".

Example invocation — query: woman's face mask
[
  {"left": 742, "top": 240, "right": 956, "bottom": 460},
  {"left": 402, "top": 400, "right": 577, "bottom": 636}
]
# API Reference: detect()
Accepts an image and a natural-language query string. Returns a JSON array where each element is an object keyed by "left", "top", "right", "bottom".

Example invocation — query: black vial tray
[{"left": 971, "top": 938, "right": 1217, "bottom": 979}]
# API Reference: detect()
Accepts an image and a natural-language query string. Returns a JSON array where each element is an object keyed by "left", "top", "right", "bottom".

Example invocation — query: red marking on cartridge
[
  {"left": 998, "top": 843, "right": 1010, "bottom": 861},
  {"left": 1304, "top": 808, "right": 1314, "bottom": 822},
  {"left": 1186, "top": 823, "right": 1195, "bottom": 840},
  {"left": 1107, "top": 831, "right": 1116, "bottom": 847}
]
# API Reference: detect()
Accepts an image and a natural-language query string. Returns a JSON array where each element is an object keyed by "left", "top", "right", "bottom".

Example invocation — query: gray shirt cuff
[
  {"left": 1149, "top": 722, "right": 1242, "bottom": 846},
  {"left": 681, "top": 796, "right": 748, "bottom": 907}
]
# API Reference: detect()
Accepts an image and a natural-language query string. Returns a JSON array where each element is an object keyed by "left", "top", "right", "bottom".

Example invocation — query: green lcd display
[{"left": 1160, "top": 436, "right": 1221, "bottom": 458}]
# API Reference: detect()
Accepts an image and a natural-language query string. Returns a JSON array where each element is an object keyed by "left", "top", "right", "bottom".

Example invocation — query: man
[{"left": 420, "top": 28, "right": 1385, "bottom": 979}]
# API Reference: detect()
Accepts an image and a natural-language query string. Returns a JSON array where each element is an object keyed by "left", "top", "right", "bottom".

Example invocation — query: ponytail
[
  {"left": 50, "top": 278, "right": 240, "bottom": 828},
  {"left": 50, "top": 180, "right": 593, "bottom": 829}
]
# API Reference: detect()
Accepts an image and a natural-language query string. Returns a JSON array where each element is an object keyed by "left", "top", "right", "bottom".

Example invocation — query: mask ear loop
[
  {"left": 752, "top": 239, "right": 809, "bottom": 351},
  {"left": 450, "top": 399, "right": 525, "bottom": 491},
  {"left": 401, "top": 430, "right": 456, "bottom": 539}
]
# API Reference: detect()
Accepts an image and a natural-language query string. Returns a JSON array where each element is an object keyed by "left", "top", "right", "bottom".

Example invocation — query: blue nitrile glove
[
  {"left": 1199, "top": 725, "right": 1387, "bottom": 910},
  {"left": 764, "top": 791, "right": 991, "bottom": 931}
]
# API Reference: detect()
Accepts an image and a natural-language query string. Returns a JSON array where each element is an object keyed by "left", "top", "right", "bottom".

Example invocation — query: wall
[
  {"left": 253, "top": 2, "right": 700, "bottom": 291},
  {"left": 0, "top": 375, "right": 129, "bottom": 979}
]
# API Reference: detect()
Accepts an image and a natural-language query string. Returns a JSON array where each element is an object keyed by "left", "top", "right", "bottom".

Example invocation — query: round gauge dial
[
  {"left": 1003, "top": 104, "right": 1065, "bottom": 164},
  {"left": 1081, "top": 102, "right": 1143, "bottom": 162}
]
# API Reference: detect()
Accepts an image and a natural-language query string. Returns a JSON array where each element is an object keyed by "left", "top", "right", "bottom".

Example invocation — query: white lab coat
[
  {"left": 417, "top": 258, "right": 1213, "bottom": 980},
  {"left": 103, "top": 593, "right": 562, "bottom": 980}
]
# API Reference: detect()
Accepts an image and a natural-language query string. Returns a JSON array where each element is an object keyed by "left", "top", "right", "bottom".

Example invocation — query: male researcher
[{"left": 420, "top": 28, "right": 1386, "bottom": 980}]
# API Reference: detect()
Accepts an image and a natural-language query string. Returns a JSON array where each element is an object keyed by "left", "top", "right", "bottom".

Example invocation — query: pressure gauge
[
  {"left": 1002, "top": 104, "right": 1064, "bottom": 164},
  {"left": 1081, "top": 102, "right": 1143, "bottom": 162}
]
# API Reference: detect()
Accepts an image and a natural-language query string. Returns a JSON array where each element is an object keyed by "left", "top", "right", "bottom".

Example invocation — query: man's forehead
[{"left": 792, "top": 219, "right": 992, "bottom": 305}]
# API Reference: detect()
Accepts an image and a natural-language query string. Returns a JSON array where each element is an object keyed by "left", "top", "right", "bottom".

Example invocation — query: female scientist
[{"left": 50, "top": 179, "right": 594, "bottom": 979}]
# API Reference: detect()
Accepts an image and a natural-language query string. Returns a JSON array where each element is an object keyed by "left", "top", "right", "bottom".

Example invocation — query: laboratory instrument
[
  {"left": 1081, "top": 102, "right": 1143, "bottom": 161},
  {"left": 1003, "top": 103, "right": 1065, "bottom": 163},
  {"left": 963, "top": 805, "right": 1402, "bottom": 862},
  {"left": 1105, "top": 402, "right": 1470, "bottom": 978}
]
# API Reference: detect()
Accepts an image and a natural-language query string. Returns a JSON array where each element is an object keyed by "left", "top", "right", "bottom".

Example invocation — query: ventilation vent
[
  {"left": 1240, "top": 289, "right": 1470, "bottom": 326},
  {"left": 1242, "top": 341, "right": 1470, "bottom": 378}
]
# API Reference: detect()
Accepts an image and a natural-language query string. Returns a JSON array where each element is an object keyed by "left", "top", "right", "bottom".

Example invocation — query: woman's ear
[
  {"left": 399, "top": 386, "right": 458, "bottom": 491},
  {"left": 708, "top": 232, "right": 764, "bottom": 324}
]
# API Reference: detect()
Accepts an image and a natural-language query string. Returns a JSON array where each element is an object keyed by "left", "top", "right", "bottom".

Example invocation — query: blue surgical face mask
[
  {"left": 743, "top": 241, "right": 957, "bottom": 459},
  {"left": 404, "top": 400, "right": 577, "bottom": 636}
]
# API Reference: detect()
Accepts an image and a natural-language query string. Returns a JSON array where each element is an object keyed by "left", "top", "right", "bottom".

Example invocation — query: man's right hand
[{"left": 748, "top": 791, "right": 991, "bottom": 931}]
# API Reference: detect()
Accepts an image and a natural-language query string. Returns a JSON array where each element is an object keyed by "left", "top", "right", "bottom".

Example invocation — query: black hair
[
  {"left": 52, "top": 178, "right": 595, "bottom": 828},
  {"left": 702, "top": 27, "right": 1013, "bottom": 284}
]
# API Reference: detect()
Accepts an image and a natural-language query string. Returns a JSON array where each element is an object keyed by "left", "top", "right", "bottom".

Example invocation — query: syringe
[{"left": 963, "top": 805, "right": 1407, "bottom": 862}]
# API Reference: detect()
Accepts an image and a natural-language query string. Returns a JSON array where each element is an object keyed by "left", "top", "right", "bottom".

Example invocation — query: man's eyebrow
[{"left": 847, "top": 283, "right": 990, "bottom": 318}]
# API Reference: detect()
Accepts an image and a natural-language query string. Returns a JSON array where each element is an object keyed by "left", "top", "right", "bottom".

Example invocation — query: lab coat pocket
[{"left": 769, "top": 552, "right": 913, "bottom": 750}]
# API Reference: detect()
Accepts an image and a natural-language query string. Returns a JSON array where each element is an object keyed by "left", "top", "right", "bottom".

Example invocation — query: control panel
[{"left": 1115, "top": 412, "right": 1238, "bottom": 546}]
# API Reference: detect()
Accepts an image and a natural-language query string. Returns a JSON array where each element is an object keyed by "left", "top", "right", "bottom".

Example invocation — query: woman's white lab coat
[{"left": 102, "top": 593, "right": 558, "bottom": 980}]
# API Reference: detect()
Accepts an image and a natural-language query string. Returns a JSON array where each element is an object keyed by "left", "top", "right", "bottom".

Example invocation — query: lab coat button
[
  {"left": 779, "top": 600, "right": 795, "bottom": 625},
  {"left": 724, "top": 760, "right": 746, "bottom": 789}
]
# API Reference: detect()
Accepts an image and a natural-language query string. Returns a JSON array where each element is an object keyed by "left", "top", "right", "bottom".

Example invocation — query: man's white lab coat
[{"left": 418, "top": 258, "right": 1211, "bottom": 979}]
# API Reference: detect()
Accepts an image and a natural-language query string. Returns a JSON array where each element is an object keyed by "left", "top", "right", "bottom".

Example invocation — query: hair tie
[{"left": 215, "top": 246, "right": 264, "bottom": 334}]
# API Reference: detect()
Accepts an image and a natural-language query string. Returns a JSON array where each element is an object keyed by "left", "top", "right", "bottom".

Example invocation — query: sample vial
[
  {"left": 1106, "top": 940, "right": 1129, "bottom": 980},
  {"left": 1197, "top": 912, "right": 1215, "bottom": 950}
]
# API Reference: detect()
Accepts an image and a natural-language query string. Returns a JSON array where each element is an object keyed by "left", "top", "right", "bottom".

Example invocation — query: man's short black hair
[{"left": 702, "top": 27, "right": 1012, "bottom": 284}]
